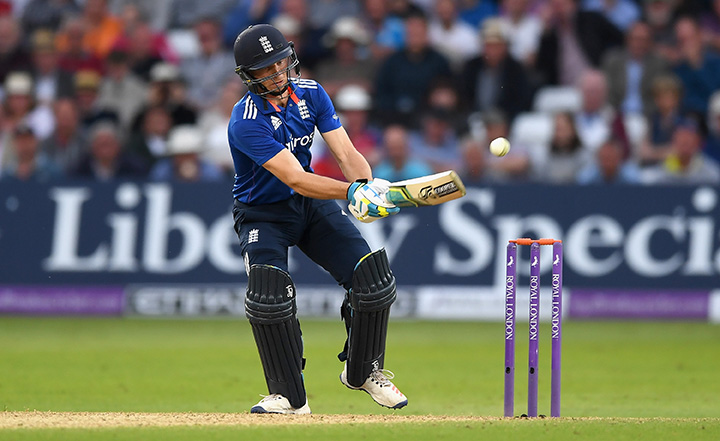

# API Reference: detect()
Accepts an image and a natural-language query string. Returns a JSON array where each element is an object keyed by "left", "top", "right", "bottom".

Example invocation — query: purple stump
[
  {"left": 527, "top": 242, "right": 540, "bottom": 417},
  {"left": 551, "top": 242, "right": 563, "bottom": 417},
  {"left": 504, "top": 242, "right": 517, "bottom": 417}
]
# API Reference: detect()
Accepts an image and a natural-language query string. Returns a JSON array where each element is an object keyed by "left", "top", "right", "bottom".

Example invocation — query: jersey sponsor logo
[
  {"left": 297, "top": 99, "right": 310, "bottom": 119},
  {"left": 270, "top": 116, "right": 282, "bottom": 130},
  {"left": 284, "top": 132, "right": 314, "bottom": 152},
  {"left": 243, "top": 99, "right": 257, "bottom": 120},
  {"left": 259, "top": 36, "right": 273, "bottom": 53},
  {"left": 294, "top": 79, "right": 317, "bottom": 89},
  {"left": 248, "top": 228, "right": 259, "bottom": 244}
]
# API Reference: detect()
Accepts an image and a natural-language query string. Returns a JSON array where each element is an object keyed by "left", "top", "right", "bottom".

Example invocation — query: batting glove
[{"left": 347, "top": 179, "right": 400, "bottom": 223}]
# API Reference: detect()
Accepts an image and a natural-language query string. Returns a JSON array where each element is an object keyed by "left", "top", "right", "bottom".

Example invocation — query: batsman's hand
[{"left": 347, "top": 178, "right": 400, "bottom": 223}]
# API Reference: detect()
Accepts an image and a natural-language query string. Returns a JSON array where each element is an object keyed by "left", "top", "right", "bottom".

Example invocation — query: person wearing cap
[
  {"left": 130, "top": 62, "right": 197, "bottom": 131},
  {"left": 96, "top": 49, "right": 148, "bottom": 130},
  {"left": 314, "top": 16, "right": 377, "bottom": 97},
  {"left": 461, "top": 18, "right": 532, "bottom": 124},
  {"left": 28, "top": 29, "right": 75, "bottom": 105},
  {"left": 71, "top": 121, "right": 147, "bottom": 180},
  {"left": 72, "top": 69, "right": 120, "bottom": 130},
  {"left": 149, "top": 124, "right": 222, "bottom": 182},
  {"left": 1, "top": 124, "right": 63, "bottom": 182},
  {"left": 2, "top": 71, "right": 55, "bottom": 141},
  {"left": 640, "top": 117, "right": 720, "bottom": 184}
]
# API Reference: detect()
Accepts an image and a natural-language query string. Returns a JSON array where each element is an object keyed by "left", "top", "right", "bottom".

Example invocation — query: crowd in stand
[{"left": 1, "top": 0, "right": 720, "bottom": 185}]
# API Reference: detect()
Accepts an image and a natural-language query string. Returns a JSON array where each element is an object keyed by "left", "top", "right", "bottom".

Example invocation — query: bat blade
[{"left": 386, "top": 170, "right": 467, "bottom": 207}]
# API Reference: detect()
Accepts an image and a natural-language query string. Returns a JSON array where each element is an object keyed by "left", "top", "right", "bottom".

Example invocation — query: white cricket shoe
[
  {"left": 250, "top": 394, "right": 311, "bottom": 414},
  {"left": 340, "top": 365, "right": 408, "bottom": 409}
]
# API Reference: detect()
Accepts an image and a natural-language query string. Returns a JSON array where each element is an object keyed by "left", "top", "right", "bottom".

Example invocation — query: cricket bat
[{"left": 386, "top": 170, "right": 467, "bottom": 207}]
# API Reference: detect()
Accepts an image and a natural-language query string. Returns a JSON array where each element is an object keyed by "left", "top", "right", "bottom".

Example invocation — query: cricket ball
[{"left": 489, "top": 137, "right": 511, "bottom": 157}]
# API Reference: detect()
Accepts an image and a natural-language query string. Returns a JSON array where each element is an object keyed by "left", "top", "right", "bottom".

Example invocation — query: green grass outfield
[{"left": 0, "top": 318, "right": 719, "bottom": 440}]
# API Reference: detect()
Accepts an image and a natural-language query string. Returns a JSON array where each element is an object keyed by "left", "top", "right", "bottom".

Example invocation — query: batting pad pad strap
[
  {"left": 245, "top": 265, "right": 306, "bottom": 408},
  {"left": 345, "top": 248, "right": 396, "bottom": 387}
]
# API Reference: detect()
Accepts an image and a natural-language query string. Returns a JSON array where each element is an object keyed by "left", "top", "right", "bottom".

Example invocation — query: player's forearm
[
  {"left": 337, "top": 149, "right": 373, "bottom": 182},
  {"left": 286, "top": 171, "right": 351, "bottom": 200}
]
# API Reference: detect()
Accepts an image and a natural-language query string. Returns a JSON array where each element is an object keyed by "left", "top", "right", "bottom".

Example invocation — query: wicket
[{"left": 504, "top": 238, "right": 563, "bottom": 418}]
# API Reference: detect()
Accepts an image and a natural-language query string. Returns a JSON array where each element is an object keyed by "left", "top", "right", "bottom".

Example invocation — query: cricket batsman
[{"left": 228, "top": 23, "right": 407, "bottom": 414}]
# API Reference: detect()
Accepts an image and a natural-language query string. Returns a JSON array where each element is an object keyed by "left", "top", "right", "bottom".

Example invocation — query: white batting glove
[{"left": 347, "top": 179, "right": 400, "bottom": 223}]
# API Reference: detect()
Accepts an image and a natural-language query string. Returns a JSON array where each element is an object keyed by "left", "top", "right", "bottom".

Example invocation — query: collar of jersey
[{"left": 248, "top": 81, "right": 306, "bottom": 115}]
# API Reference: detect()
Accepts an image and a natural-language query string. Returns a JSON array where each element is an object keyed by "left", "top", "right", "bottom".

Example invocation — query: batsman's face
[{"left": 252, "top": 58, "right": 290, "bottom": 91}]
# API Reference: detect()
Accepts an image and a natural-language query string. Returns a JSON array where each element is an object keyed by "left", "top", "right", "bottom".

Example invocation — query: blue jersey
[{"left": 228, "top": 79, "right": 342, "bottom": 205}]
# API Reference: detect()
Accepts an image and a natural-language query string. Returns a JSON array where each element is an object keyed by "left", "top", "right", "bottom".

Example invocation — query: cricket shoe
[
  {"left": 250, "top": 394, "right": 311, "bottom": 414},
  {"left": 340, "top": 365, "right": 408, "bottom": 409}
]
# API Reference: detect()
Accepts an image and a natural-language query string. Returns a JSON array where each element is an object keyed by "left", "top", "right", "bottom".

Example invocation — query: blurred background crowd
[{"left": 1, "top": 0, "right": 720, "bottom": 186}]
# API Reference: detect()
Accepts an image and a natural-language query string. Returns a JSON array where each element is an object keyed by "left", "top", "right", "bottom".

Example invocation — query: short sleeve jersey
[{"left": 228, "top": 79, "right": 342, "bottom": 205}]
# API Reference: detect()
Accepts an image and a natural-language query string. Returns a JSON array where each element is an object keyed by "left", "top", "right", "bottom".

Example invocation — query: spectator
[
  {"left": 641, "top": 118, "right": 720, "bottom": 184},
  {"left": 149, "top": 124, "right": 222, "bottom": 182},
  {"left": 198, "top": 78, "right": 243, "bottom": 174},
  {"left": 2, "top": 71, "right": 55, "bottom": 140},
  {"left": 603, "top": 21, "right": 668, "bottom": 116},
  {"left": 315, "top": 17, "right": 376, "bottom": 97},
  {"left": 312, "top": 84, "right": 381, "bottom": 180},
  {"left": 673, "top": 17, "right": 720, "bottom": 120},
  {"left": 125, "top": 104, "right": 172, "bottom": 166},
  {"left": 28, "top": 29, "right": 74, "bottom": 105},
  {"left": 643, "top": 0, "right": 680, "bottom": 63},
  {"left": 0, "top": 16, "right": 32, "bottom": 84},
  {"left": 484, "top": 109, "right": 531, "bottom": 180},
  {"left": 458, "top": 0, "right": 499, "bottom": 29},
  {"left": 581, "top": 0, "right": 641, "bottom": 32},
  {"left": 222, "top": 0, "right": 281, "bottom": 47},
  {"left": 533, "top": 111, "right": 591, "bottom": 183},
  {"left": 577, "top": 138, "right": 642, "bottom": 184},
  {"left": 167, "top": 0, "right": 236, "bottom": 30},
  {"left": 96, "top": 49, "right": 148, "bottom": 130},
  {"left": 55, "top": 15, "right": 104, "bottom": 74},
  {"left": 374, "top": 11, "right": 452, "bottom": 126},
  {"left": 21, "top": 0, "right": 81, "bottom": 36},
  {"left": 109, "top": 0, "right": 172, "bottom": 32},
  {"left": 1, "top": 123, "right": 62, "bottom": 182},
  {"left": 704, "top": 90, "right": 720, "bottom": 164},
  {"left": 428, "top": 0, "right": 480, "bottom": 71},
  {"left": 408, "top": 108, "right": 461, "bottom": 172},
  {"left": 461, "top": 18, "right": 533, "bottom": 124},
  {"left": 425, "top": 79, "right": 466, "bottom": 133},
  {"left": 307, "top": 0, "right": 360, "bottom": 31},
  {"left": 78, "top": 0, "right": 123, "bottom": 59},
  {"left": 40, "top": 97, "right": 87, "bottom": 172},
  {"left": 362, "top": 0, "right": 406, "bottom": 60},
  {"left": 73, "top": 69, "right": 120, "bottom": 130},
  {"left": 497, "top": 0, "right": 543, "bottom": 67},
  {"left": 110, "top": 7, "right": 169, "bottom": 81},
  {"left": 638, "top": 74, "right": 684, "bottom": 166},
  {"left": 131, "top": 62, "right": 197, "bottom": 131},
  {"left": 373, "top": 124, "right": 433, "bottom": 182},
  {"left": 574, "top": 69, "right": 629, "bottom": 155},
  {"left": 536, "top": 0, "right": 624, "bottom": 86},
  {"left": 72, "top": 121, "right": 147, "bottom": 180},
  {"left": 180, "top": 16, "right": 235, "bottom": 110},
  {"left": 699, "top": 0, "right": 720, "bottom": 55},
  {"left": 458, "top": 135, "right": 493, "bottom": 184}
]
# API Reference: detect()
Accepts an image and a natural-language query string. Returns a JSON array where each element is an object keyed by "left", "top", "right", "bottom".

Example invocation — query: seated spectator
[
  {"left": 497, "top": 0, "right": 543, "bottom": 67},
  {"left": 533, "top": 111, "right": 592, "bottom": 183},
  {"left": 602, "top": 21, "right": 668, "bottom": 116},
  {"left": 536, "top": 0, "right": 624, "bottom": 86},
  {"left": 361, "top": 0, "right": 406, "bottom": 60},
  {"left": 78, "top": 0, "right": 123, "bottom": 59},
  {"left": 409, "top": 108, "right": 461, "bottom": 172},
  {"left": 131, "top": 62, "right": 197, "bottom": 131},
  {"left": 581, "top": 0, "right": 640, "bottom": 32},
  {"left": 484, "top": 110, "right": 530, "bottom": 180},
  {"left": 373, "top": 124, "right": 433, "bottom": 182},
  {"left": 704, "top": 90, "right": 720, "bottom": 164},
  {"left": 180, "top": 16, "right": 235, "bottom": 110},
  {"left": 125, "top": 104, "right": 172, "bottom": 166},
  {"left": 641, "top": 118, "right": 720, "bottom": 184},
  {"left": 198, "top": 78, "right": 243, "bottom": 174},
  {"left": 222, "top": 0, "right": 281, "bottom": 47},
  {"left": 643, "top": 0, "right": 680, "bottom": 63},
  {"left": 461, "top": 18, "right": 533, "bottom": 124},
  {"left": 71, "top": 121, "right": 147, "bottom": 180},
  {"left": 55, "top": 15, "right": 104, "bottom": 75},
  {"left": 2, "top": 71, "right": 55, "bottom": 141},
  {"left": 314, "top": 17, "right": 376, "bottom": 98},
  {"left": 21, "top": 0, "right": 80, "bottom": 36},
  {"left": 109, "top": 0, "right": 172, "bottom": 32},
  {"left": 149, "top": 125, "right": 223, "bottom": 182},
  {"left": 574, "top": 69, "right": 629, "bottom": 155},
  {"left": 1, "top": 123, "right": 62, "bottom": 182},
  {"left": 458, "top": 135, "right": 493, "bottom": 184},
  {"left": 73, "top": 69, "right": 120, "bottom": 131},
  {"left": 0, "top": 15, "right": 32, "bottom": 84},
  {"left": 40, "top": 97, "right": 87, "bottom": 172},
  {"left": 638, "top": 74, "right": 684, "bottom": 166},
  {"left": 429, "top": 0, "right": 480, "bottom": 71},
  {"left": 96, "top": 49, "right": 148, "bottom": 130},
  {"left": 312, "top": 84, "right": 381, "bottom": 180},
  {"left": 577, "top": 138, "right": 642, "bottom": 184},
  {"left": 425, "top": 79, "right": 466, "bottom": 134},
  {"left": 673, "top": 17, "right": 720, "bottom": 120},
  {"left": 28, "top": 29, "right": 75, "bottom": 105},
  {"left": 373, "top": 11, "right": 452, "bottom": 126}
]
